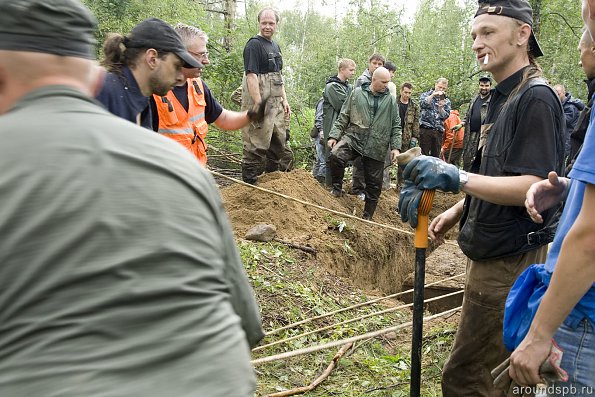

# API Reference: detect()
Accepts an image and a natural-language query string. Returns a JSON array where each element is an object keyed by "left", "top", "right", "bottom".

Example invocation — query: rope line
[
  {"left": 253, "top": 290, "right": 463, "bottom": 352},
  {"left": 207, "top": 146, "right": 242, "bottom": 165},
  {"left": 251, "top": 306, "right": 462, "bottom": 365},
  {"left": 265, "top": 272, "right": 465, "bottom": 336},
  {"left": 210, "top": 170, "right": 458, "bottom": 248}
]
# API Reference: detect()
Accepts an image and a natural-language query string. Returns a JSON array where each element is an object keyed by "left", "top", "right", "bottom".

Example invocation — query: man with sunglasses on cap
[
  {"left": 96, "top": 18, "right": 202, "bottom": 129},
  {"left": 0, "top": 1, "right": 263, "bottom": 395},
  {"left": 151, "top": 24, "right": 266, "bottom": 165},
  {"left": 462, "top": 75, "right": 492, "bottom": 171},
  {"left": 398, "top": 0, "right": 564, "bottom": 395}
]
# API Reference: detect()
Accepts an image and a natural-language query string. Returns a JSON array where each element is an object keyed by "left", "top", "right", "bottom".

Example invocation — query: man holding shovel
[{"left": 398, "top": 0, "right": 565, "bottom": 395}]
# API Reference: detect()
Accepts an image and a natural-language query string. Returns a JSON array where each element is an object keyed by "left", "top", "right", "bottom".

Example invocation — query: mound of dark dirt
[{"left": 220, "top": 169, "right": 465, "bottom": 295}]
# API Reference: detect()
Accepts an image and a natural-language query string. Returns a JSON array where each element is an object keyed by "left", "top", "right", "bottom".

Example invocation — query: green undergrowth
[{"left": 240, "top": 240, "right": 456, "bottom": 396}]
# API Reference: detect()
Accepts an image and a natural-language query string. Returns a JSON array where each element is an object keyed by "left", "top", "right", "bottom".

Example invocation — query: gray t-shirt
[{"left": 0, "top": 86, "right": 263, "bottom": 396}]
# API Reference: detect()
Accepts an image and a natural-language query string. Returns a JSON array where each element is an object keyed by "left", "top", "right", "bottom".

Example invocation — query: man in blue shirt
[{"left": 507, "top": 0, "right": 595, "bottom": 390}]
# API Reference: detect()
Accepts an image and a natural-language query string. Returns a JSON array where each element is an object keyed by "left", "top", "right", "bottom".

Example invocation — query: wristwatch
[{"left": 458, "top": 170, "right": 469, "bottom": 191}]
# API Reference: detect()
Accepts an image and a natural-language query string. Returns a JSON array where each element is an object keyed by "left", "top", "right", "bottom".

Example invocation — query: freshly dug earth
[{"left": 221, "top": 169, "right": 465, "bottom": 295}]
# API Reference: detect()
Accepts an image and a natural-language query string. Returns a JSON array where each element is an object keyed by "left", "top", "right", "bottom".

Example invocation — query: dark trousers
[
  {"left": 419, "top": 127, "right": 442, "bottom": 157},
  {"left": 350, "top": 156, "right": 366, "bottom": 194},
  {"left": 444, "top": 148, "right": 463, "bottom": 166},
  {"left": 329, "top": 141, "right": 384, "bottom": 219}
]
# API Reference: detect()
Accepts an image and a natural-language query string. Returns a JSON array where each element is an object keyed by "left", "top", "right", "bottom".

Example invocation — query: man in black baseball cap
[
  {"left": 398, "top": 0, "right": 565, "bottom": 395},
  {"left": 478, "top": 74, "right": 492, "bottom": 83},
  {"left": 461, "top": 74, "right": 493, "bottom": 171},
  {"left": 96, "top": 18, "right": 203, "bottom": 129},
  {"left": 475, "top": 0, "right": 544, "bottom": 57},
  {"left": 125, "top": 18, "right": 202, "bottom": 69}
]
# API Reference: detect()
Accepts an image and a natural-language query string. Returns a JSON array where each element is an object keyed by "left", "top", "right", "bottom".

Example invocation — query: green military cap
[{"left": 0, "top": 0, "right": 97, "bottom": 59}]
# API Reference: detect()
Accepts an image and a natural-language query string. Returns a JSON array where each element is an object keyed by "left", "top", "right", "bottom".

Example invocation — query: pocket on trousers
[{"left": 269, "top": 79, "right": 284, "bottom": 97}]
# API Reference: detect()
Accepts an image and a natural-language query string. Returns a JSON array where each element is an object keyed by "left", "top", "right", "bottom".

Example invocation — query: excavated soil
[{"left": 221, "top": 169, "right": 465, "bottom": 295}]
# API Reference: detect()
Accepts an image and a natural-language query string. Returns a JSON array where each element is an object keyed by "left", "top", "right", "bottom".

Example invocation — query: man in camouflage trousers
[
  {"left": 240, "top": 7, "right": 293, "bottom": 184},
  {"left": 397, "top": 82, "right": 420, "bottom": 186}
]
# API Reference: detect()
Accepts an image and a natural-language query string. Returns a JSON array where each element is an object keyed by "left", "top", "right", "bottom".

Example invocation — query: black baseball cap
[
  {"left": 0, "top": 0, "right": 97, "bottom": 59},
  {"left": 126, "top": 18, "right": 203, "bottom": 69},
  {"left": 475, "top": 0, "right": 544, "bottom": 58}
]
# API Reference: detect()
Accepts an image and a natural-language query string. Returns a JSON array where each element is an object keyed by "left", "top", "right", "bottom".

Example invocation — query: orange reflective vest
[{"left": 153, "top": 78, "right": 208, "bottom": 164}]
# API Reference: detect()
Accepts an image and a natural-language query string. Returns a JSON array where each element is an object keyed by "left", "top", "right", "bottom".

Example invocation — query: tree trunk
[
  {"left": 532, "top": 0, "right": 542, "bottom": 37},
  {"left": 223, "top": 0, "right": 236, "bottom": 52}
]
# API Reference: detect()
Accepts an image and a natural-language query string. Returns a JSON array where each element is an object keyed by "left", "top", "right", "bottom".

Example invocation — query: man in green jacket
[
  {"left": 328, "top": 67, "right": 402, "bottom": 220},
  {"left": 322, "top": 58, "right": 356, "bottom": 186}
]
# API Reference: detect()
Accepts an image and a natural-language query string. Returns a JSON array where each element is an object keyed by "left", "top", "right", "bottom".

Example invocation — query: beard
[{"left": 149, "top": 72, "right": 174, "bottom": 96}]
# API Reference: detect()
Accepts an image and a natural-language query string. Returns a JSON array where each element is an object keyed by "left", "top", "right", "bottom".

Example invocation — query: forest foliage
[{"left": 83, "top": 0, "right": 585, "bottom": 141}]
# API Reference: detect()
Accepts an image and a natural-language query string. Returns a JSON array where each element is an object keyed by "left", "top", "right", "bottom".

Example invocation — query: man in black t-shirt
[
  {"left": 240, "top": 8, "right": 293, "bottom": 184},
  {"left": 461, "top": 75, "right": 492, "bottom": 171},
  {"left": 398, "top": 1, "right": 564, "bottom": 395}
]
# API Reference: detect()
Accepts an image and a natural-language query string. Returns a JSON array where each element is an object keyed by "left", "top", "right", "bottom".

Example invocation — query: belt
[{"left": 526, "top": 224, "right": 558, "bottom": 246}]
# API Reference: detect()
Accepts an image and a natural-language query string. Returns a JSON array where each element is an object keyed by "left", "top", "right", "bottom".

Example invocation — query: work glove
[
  {"left": 491, "top": 341, "right": 569, "bottom": 395},
  {"left": 247, "top": 96, "right": 269, "bottom": 123},
  {"left": 397, "top": 180, "right": 423, "bottom": 228},
  {"left": 403, "top": 155, "right": 460, "bottom": 193},
  {"left": 409, "top": 137, "right": 419, "bottom": 149},
  {"left": 451, "top": 123, "right": 464, "bottom": 132}
]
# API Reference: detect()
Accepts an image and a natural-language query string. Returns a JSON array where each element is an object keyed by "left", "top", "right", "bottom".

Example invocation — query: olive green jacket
[{"left": 329, "top": 83, "right": 402, "bottom": 162}]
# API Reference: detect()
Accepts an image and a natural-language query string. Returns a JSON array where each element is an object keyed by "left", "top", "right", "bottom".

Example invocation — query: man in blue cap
[
  {"left": 0, "top": 1, "right": 263, "bottom": 395},
  {"left": 398, "top": 0, "right": 564, "bottom": 395}
]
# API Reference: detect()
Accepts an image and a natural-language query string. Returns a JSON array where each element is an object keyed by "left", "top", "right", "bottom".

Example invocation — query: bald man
[
  {"left": 327, "top": 66, "right": 402, "bottom": 220},
  {"left": 0, "top": 0, "right": 263, "bottom": 395}
]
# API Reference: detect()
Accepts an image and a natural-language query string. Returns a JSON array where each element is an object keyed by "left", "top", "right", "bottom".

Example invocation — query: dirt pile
[{"left": 221, "top": 169, "right": 465, "bottom": 295}]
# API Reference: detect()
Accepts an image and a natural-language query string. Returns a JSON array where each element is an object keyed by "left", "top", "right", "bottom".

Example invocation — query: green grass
[{"left": 240, "top": 241, "right": 456, "bottom": 396}]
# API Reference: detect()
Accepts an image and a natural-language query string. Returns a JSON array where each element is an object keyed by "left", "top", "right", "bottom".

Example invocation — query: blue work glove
[
  {"left": 403, "top": 155, "right": 460, "bottom": 193},
  {"left": 398, "top": 180, "right": 423, "bottom": 228}
]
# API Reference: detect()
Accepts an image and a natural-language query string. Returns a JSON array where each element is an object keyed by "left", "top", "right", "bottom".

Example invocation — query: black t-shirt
[
  {"left": 475, "top": 68, "right": 562, "bottom": 178},
  {"left": 243, "top": 35, "right": 283, "bottom": 74},
  {"left": 399, "top": 101, "right": 408, "bottom": 131},
  {"left": 459, "top": 67, "right": 565, "bottom": 260},
  {"left": 469, "top": 95, "right": 488, "bottom": 133},
  {"left": 151, "top": 80, "right": 223, "bottom": 131}
]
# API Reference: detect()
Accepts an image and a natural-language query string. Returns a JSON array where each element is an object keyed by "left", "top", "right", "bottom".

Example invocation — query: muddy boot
[
  {"left": 362, "top": 199, "right": 378, "bottom": 220},
  {"left": 242, "top": 164, "right": 260, "bottom": 185}
]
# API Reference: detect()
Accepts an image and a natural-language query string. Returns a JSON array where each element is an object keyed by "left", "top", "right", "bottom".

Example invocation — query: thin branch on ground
[
  {"left": 265, "top": 342, "right": 354, "bottom": 397},
  {"left": 273, "top": 238, "right": 317, "bottom": 255}
]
